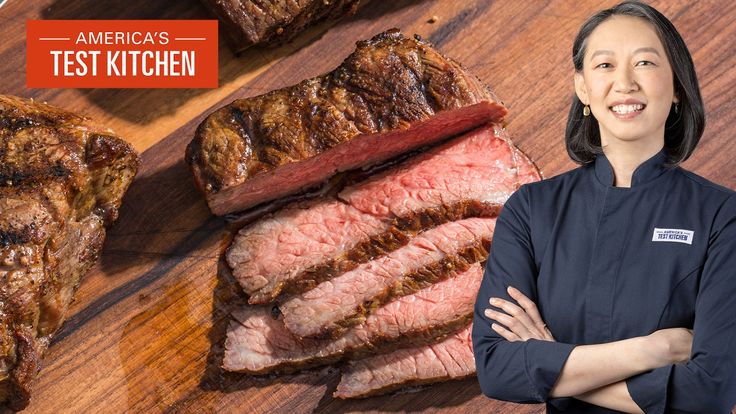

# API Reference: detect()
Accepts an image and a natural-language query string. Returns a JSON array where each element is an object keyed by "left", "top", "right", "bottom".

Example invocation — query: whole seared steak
[
  {"left": 186, "top": 29, "right": 507, "bottom": 215},
  {"left": 202, "top": 0, "right": 363, "bottom": 53},
  {"left": 0, "top": 95, "right": 140, "bottom": 410}
]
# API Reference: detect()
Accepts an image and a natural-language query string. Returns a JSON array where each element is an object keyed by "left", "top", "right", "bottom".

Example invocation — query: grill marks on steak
[
  {"left": 201, "top": 0, "right": 362, "bottom": 53},
  {"left": 279, "top": 218, "right": 495, "bottom": 339},
  {"left": 333, "top": 324, "right": 475, "bottom": 399},
  {"left": 186, "top": 29, "right": 507, "bottom": 215},
  {"left": 226, "top": 126, "right": 528, "bottom": 305},
  {"left": 223, "top": 263, "right": 482, "bottom": 374},
  {"left": 0, "top": 95, "right": 139, "bottom": 410}
]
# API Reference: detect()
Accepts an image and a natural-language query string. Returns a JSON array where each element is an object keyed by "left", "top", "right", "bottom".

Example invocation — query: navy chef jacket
[{"left": 472, "top": 149, "right": 736, "bottom": 413}]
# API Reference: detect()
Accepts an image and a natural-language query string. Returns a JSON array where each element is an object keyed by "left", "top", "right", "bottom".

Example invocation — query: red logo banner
[{"left": 26, "top": 20, "right": 218, "bottom": 88}]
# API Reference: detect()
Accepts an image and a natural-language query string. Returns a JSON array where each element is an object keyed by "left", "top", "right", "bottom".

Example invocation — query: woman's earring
[
  {"left": 674, "top": 103, "right": 679, "bottom": 114},
  {"left": 583, "top": 105, "right": 591, "bottom": 116}
]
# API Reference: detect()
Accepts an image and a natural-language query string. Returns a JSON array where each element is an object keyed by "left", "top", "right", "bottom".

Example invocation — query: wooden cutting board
[{"left": 1, "top": 0, "right": 735, "bottom": 412}]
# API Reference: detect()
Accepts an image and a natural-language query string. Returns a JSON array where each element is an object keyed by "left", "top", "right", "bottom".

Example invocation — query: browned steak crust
[
  {"left": 0, "top": 95, "right": 140, "bottom": 410},
  {"left": 186, "top": 29, "right": 506, "bottom": 215},
  {"left": 201, "top": 0, "right": 362, "bottom": 53}
]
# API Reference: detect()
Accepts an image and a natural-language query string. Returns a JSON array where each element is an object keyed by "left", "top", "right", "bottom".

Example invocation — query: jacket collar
[{"left": 594, "top": 148, "right": 670, "bottom": 187}]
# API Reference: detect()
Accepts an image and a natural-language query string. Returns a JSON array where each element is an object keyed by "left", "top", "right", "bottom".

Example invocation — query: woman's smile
[{"left": 609, "top": 99, "right": 646, "bottom": 119}]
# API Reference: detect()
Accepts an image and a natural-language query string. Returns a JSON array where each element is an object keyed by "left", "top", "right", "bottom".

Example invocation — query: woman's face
[{"left": 574, "top": 16, "right": 678, "bottom": 149}]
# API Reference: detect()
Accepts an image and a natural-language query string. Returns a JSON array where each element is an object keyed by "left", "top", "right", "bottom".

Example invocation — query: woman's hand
[
  {"left": 645, "top": 327, "right": 693, "bottom": 366},
  {"left": 484, "top": 286, "right": 555, "bottom": 342}
]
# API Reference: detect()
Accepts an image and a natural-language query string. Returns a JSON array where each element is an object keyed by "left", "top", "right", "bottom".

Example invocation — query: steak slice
[
  {"left": 279, "top": 217, "right": 495, "bottom": 339},
  {"left": 334, "top": 324, "right": 475, "bottom": 399},
  {"left": 0, "top": 95, "right": 140, "bottom": 410},
  {"left": 226, "top": 199, "right": 400, "bottom": 304},
  {"left": 338, "top": 126, "right": 521, "bottom": 220},
  {"left": 201, "top": 0, "right": 363, "bottom": 53},
  {"left": 223, "top": 262, "right": 482, "bottom": 374},
  {"left": 186, "top": 29, "right": 507, "bottom": 215},
  {"left": 227, "top": 125, "right": 535, "bottom": 305}
]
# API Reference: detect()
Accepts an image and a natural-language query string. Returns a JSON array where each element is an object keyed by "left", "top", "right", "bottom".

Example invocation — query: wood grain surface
[{"left": 1, "top": 0, "right": 735, "bottom": 413}]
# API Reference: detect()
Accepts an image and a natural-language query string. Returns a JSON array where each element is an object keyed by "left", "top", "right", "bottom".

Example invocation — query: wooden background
[{"left": 1, "top": 0, "right": 735, "bottom": 412}]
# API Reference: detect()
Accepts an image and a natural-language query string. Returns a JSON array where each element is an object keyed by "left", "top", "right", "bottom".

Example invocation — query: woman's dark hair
[{"left": 565, "top": 1, "right": 705, "bottom": 166}]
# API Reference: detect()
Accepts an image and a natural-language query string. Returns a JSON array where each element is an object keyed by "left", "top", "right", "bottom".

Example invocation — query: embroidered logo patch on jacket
[{"left": 652, "top": 228, "right": 694, "bottom": 245}]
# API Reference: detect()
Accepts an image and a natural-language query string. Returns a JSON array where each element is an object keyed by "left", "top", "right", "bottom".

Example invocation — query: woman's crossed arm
[{"left": 485, "top": 286, "right": 693, "bottom": 413}]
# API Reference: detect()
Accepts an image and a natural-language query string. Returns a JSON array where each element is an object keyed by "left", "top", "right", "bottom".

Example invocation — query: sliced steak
[
  {"left": 279, "top": 217, "right": 495, "bottom": 339},
  {"left": 334, "top": 324, "right": 475, "bottom": 399},
  {"left": 0, "top": 95, "right": 140, "bottom": 410},
  {"left": 201, "top": 0, "right": 363, "bottom": 53},
  {"left": 186, "top": 29, "right": 507, "bottom": 215},
  {"left": 226, "top": 199, "right": 396, "bottom": 304},
  {"left": 338, "top": 126, "right": 520, "bottom": 220},
  {"left": 223, "top": 262, "right": 482, "bottom": 374},
  {"left": 227, "top": 125, "right": 536, "bottom": 305}
]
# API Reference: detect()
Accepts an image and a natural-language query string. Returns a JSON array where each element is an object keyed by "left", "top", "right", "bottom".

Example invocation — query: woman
[{"left": 472, "top": 2, "right": 736, "bottom": 413}]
